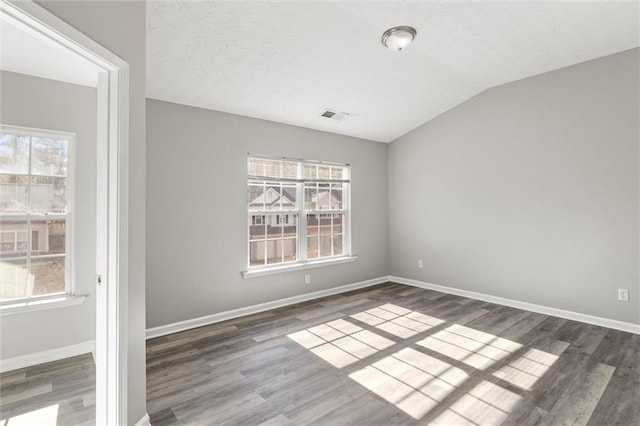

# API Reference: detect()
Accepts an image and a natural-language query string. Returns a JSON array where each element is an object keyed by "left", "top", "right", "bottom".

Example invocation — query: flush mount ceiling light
[{"left": 381, "top": 26, "right": 417, "bottom": 52}]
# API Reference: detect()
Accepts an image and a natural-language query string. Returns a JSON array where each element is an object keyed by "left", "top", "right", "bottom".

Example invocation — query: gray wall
[
  {"left": 38, "top": 1, "right": 147, "bottom": 422},
  {"left": 0, "top": 71, "right": 96, "bottom": 359},
  {"left": 146, "top": 99, "right": 389, "bottom": 328},
  {"left": 388, "top": 48, "right": 639, "bottom": 324}
]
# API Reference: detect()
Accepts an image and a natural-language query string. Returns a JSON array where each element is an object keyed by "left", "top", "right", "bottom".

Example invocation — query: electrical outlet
[
  {"left": 617, "top": 288, "right": 629, "bottom": 302},
  {"left": 305, "top": 274, "right": 311, "bottom": 284},
  {"left": 418, "top": 259, "right": 424, "bottom": 269}
]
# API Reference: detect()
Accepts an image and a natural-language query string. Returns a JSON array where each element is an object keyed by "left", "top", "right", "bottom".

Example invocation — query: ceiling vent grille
[{"left": 320, "top": 109, "right": 350, "bottom": 122}]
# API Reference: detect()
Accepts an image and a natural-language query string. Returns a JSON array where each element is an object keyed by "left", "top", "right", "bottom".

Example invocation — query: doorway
[{"left": 0, "top": 0, "right": 129, "bottom": 423}]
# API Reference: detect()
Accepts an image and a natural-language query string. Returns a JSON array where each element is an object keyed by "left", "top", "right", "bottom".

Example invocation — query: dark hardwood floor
[
  {"left": 145, "top": 282, "right": 640, "bottom": 425},
  {"left": 1, "top": 282, "right": 639, "bottom": 425}
]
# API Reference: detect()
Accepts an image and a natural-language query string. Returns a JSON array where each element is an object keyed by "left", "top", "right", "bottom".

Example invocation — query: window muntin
[
  {"left": 247, "top": 156, "right": 350, "bottom": 269},
  {"left": 0, "top": 127, "right": 73, "bottom": 302}
]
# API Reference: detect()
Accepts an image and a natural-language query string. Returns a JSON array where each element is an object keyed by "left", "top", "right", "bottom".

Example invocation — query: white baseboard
[
  {"left": 134, "top": 413, "right": 151, "bottom": 426},
  {"left": 146, "top": 276, "right": 389, "bottom": 339},
  {"left": 0, "top": 340, "right": 95, "bottom": 373},
  {"left": 390, "top": 275, "right": 640, "bottom": 335}
]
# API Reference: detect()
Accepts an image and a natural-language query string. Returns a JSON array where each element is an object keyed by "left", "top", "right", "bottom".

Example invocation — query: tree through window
[{"left": 0, "top": 126, "right": 73, "bottom": 302}]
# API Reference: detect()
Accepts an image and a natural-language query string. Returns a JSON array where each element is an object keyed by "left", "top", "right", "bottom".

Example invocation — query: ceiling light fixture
[{"left": 381, "top": 26, "right": 417, "bottom": 52}]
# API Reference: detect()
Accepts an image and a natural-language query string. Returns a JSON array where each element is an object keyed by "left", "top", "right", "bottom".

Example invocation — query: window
[
  {"left": 247, "top": 156, "right": 350, "bottom": 269},
  {"left": 0, "top": 126, "right": 73, "bottom": 302},
  {"left": 252, "top": 215, "right": 266, "bottom": 226}
]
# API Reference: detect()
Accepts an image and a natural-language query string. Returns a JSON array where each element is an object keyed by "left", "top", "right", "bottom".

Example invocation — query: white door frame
[{"left": 1, "top": 1, "right": 130, "bottom": 424}]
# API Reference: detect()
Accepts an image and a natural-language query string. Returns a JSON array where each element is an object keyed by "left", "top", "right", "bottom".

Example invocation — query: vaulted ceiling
[{"left": 147, "top": 1, "right": 639, "bottom": 143}]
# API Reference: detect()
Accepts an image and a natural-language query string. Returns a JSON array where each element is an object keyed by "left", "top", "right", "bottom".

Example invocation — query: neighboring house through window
[
  {"left": 0, "top": 126, "right": 73, "bottom": 302},
  {"left": 247, "top": 156, "right": 351, "bottom": 269}
]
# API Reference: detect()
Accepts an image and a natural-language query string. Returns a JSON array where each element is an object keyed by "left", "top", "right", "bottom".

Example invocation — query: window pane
[
  {"left": 307, "top": 236, "right": 319, "bottom": 259},
  {"left": 0, "top": 258, "right": 28, "bottom": 301},
  {"left": 305, "top": 185, "right": 317, "bottom": 210},
  {"left": 266, "top": 216, "right": 283, "bottom": 239},
  {"left": 263, "top": 183, "right": 281, "bottom": 210},
  {"left": 307, "top": 213, "right": 343, "bottom": 259},
  {"left": 249, "top": 240, "right": 265, "bottom": 267},
  {"left": 32, "top": 220, "right": 66, "bottom": 255},
  {"left": 304, "top": 164, "right": 316, "bottom": 180},
  {"left": 0, "top": 174, "right": 29, "bottom": 213},
  {"left": 283, "top": 238, "right": 296, "bottom": 262},
  {"left": 267, "top": 239, "right": 283, "bottom": 264},
  {"left": 319, "top": 214, "right": 332, "bottom": 234},
  {"left": 31, "top": 137, "right": 68, "bottom": 176},
  {"left": 330, "top": 166, "right": 344, "bottom": 180},
  {"left": 0, "top": 220, "right": 28, "bottom": 258},
  {"left": 317, "top": 166, "right": 330, "bottom": 180},
  {"left": 282, "top": 162, "right": 297, "bottom": 179},
  {"left": 249, "top": 218, "right": 266, "bottom": 240},
  {"left": 0, "top": 134, "right": 29, "bottom": 174},
  {"left": 31, "top": 256, "right": 65, "bottom": 296},
  {"left": 248, "top": 158, "right": 297, "bottom": 180},
  {"left": 250, "top": 183, "right": 298, "bottom": 211},
  {"left": 331, "top": 185, "right": 343, "bottom": 210},
  {"left": 333, "top": 214, "right": 343, "bottom": 234},
  {"left": 281, "top": 184, "right": 296, "bottom": 209},
  {"left": 319, "top": 235, "right": 332, "bottom": 257},
  {"left": 0, "top": 129, "right": 72, "bottom": 302},
  {"left": 333, "top": 234, "right": 343, "bottom": 256},
  {"left": 306, "top": 214, "right": 318, "bottom": 236},
  {"left": 317, "top": 184, "right": 331, "bottom": 210},
  {"left": 248, "top": 183, "right": 265, "bottom": 211},
  {"left": 282, "top": 216, "right": 297, "bottom": 241},
  {"left": 31, "top": 176, "right": 67, "bottom": 213}
]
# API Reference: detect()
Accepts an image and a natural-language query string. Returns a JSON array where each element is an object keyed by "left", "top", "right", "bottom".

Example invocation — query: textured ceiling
[
  {"left": 147, "top": 1, "right": 639, "bottom": 143},
  {"left": 1, "top": 15, "right": 99, "bottom": 87}
]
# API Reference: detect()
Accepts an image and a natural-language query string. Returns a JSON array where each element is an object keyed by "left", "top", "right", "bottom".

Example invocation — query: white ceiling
[
  {"left": 0, "top": 14, "right": 99, "bottom": 87},
  {"left": 147, "top": 1, "right": 639, "bottom": 143}
]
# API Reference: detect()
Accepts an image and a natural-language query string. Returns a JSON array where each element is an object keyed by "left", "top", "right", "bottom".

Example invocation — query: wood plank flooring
[
  {"left": 1, "top": 282, "right": 638, "bottom": 425},
  {"left": 144, "top": 282, "right": 640, "bottom": 425},
  {"left": 0, "top": 353, "right": 95, "bottom": 425}
]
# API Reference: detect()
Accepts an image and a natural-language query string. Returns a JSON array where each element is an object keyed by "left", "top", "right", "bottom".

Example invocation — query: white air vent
[{"left": 320, "top": 109, "right": 350, "bottom": 122}]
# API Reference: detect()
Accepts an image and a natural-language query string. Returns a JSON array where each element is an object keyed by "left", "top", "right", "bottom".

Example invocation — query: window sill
[
  {"left": 0, "top": 295, "right": 88, "bottom": 316},
  {"left": 242, "top": 256, "right": 358, "bottom": 279}
]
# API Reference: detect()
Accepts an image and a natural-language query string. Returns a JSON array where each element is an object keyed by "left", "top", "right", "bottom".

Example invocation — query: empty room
[{"left": 0, "top": 1, "right": 639, "bottom": 425}]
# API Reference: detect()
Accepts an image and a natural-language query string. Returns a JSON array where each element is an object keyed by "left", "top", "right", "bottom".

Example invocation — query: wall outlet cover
[{"left": 617, "top": 288, "right": 629, "bottom": 302}]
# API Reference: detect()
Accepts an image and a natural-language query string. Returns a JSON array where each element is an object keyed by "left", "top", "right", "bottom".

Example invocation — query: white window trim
[
  {"left": 242, "top": 255, "right": 357, "bottom": 279},
  {"left": 245, "top": 155, "right": 352, "bottom": 276},
  {"left": 0, "top": 293, "right": 87, "bottom": 316},
  {"left": 0, "top": 124, "right": 76, "bottom": 305}
]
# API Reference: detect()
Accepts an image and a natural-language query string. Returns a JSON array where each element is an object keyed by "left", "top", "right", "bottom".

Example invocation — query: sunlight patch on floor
[
  {"left": 287, "top": 303, "right": 558, "bottom": 422},
  {"left": 493, "top": 347, "right": 560, "bottom": 390},
  {"left": 287, "top": 317, "right": 395, "bottom": 368},
  {"left": 417, "top": 324, "right": 522, "bottom": 370},
  {"left": 349, "top": 348, "right": 468, "bottom": 419},
  {"left": 351, "top": 303, "right": 444, "bottom": 339},
  {"left": 431, "top": 381, "right": 522, "bottom": 425},
  {"left": 1, "top": 404, "right": 59, "bottom": 426}
]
